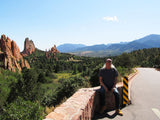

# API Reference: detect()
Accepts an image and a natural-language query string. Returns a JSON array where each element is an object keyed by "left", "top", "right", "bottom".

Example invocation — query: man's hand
[
  {"left": 99, "top": 76, "right": 109, "bottom": 92},
  {"left": 99, "top": 76, "right": 109, "bottom": 93},
  {"left": 111, "top": 88, "right": 115, "bottom": 92}
]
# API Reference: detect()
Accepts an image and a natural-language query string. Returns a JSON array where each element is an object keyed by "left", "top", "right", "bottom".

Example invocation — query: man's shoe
[
  {"left": 100, "top": 106, "right": 106, "bottom": 114},
  {"left": 116, "top": 109, "right": 123, "bottom": 116}
]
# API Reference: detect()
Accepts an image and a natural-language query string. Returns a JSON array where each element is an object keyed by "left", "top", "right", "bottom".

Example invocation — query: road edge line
[{"left": 128, "top": 68, "right": 139, "bottom": 101}]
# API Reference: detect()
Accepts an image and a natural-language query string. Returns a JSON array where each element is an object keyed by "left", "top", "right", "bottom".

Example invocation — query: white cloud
[{"left": 103, "top": 16, "right": 119, "bottom": 22}]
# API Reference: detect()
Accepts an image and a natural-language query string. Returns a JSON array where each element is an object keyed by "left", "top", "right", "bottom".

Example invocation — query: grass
[
  {"left": 54, "top": 72, "right": 81, "bottom": 82},
  {"left": 45, "top": 106, "right": 55, "bottom": 114},
  {"left": 53, "top": 73, "right": 72, "bottom": 83}
]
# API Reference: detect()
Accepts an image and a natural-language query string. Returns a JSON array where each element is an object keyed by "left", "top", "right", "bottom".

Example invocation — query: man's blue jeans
[{"left": 98, "top": 86, "right": 120, "bottom": 109}]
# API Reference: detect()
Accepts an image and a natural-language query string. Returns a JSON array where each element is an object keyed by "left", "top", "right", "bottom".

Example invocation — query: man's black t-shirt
[{"left": 99, "top": 68, "right": 118, "bottom": 90}]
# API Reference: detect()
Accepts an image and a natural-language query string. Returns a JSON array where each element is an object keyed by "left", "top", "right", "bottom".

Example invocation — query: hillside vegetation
[{"left": 0, "top": 48, "right": 160, "bottom": 119}]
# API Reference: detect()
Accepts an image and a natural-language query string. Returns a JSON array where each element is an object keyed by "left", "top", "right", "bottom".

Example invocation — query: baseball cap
[{"left": 106, "top": 58, "right": 112, "bottom": 63}]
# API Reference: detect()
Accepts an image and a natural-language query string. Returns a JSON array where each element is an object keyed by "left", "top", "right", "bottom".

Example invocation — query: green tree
[
  {"left": 72, "top": 64, "right": 78, "bottom": 74},
  {"left": 55, "top": 63, "right": 60, "bottom": 73},
  {"left": 89, "top": 65, "right": 102, "bottom": 87},
  {"left": 1, "top": 97, "right": 44, "bottom": 120},
  {"left": 115, "top": 53, "right": 134, "bottom": 68},
  {"left": 38, "top": 72, "right": 46, "bottom": 83}
]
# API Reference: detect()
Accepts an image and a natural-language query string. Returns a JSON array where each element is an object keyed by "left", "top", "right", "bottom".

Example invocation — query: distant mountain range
[
  {"left": 57, "top": 44, "right": 86, "bottom": 53},
  {"left": 57, "top": 34, "right": 160, "bottom": 57}
]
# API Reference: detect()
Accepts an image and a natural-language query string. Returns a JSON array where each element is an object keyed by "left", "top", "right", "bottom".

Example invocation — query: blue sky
[{"left": 1, "top": 0, "right": 160, "bottom": 51}]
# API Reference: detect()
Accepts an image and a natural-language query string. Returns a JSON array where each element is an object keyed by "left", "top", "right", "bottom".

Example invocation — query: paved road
[{"left": 97, "top": 68, "right": 160, "bottom": 120}]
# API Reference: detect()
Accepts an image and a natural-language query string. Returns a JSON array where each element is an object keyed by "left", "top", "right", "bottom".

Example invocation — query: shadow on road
[
  {"left": 93, "top": 112, "right": 118, "bottom": 120},
  {"left": 93, "top": 106, "right": 126, "bottom": 120}
]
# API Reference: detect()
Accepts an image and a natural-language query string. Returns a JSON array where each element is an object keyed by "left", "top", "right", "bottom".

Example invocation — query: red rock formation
[
  {"left": 24, "top": 59, "right": 30, "bottom": 68},
  {"left": 0, "top": 35, "right": 12, "bottom": 52},
  {"left": 0, "top": 34, "right": 30, "bottom": 72},
  {"left": 20, "top": 58, "right": 25, "bottom": 68},
  {"left": 45, "top": 45, "right": 60, "bottom": 59},
  {"left": 45, "top": 52, "right": 51, "bottom": 59},
  {"left": 11, "top": 40, "right": 22, "bottom": 60},
  {"left": 22, "top": 38, "right": 35, "bottom": 56},
  {"left": 50, "top": 45, "right": 60, "bottom": 54}
]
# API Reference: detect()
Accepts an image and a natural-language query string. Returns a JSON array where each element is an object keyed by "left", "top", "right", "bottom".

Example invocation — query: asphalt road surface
[{"left": 96, "top": 68, "right": 160, "bottom": 120}]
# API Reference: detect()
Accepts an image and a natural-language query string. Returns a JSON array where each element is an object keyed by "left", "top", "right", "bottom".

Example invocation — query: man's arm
[
  {"left": 99, "top": 76, "right": 108, "bottom": 92},
  {"left": 111, "top": 76, "right": 118, "bottom": 92},
  {"left": 113, "top": 77, "right": 118, "bottom": 88},
  {"left": 111, "top": 68, "right": 119, "bottom": 92}
]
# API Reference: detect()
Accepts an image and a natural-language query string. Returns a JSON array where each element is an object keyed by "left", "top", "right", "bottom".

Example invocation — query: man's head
[{"left": 105, "top": 58, "right": 112, "bottom": 69}]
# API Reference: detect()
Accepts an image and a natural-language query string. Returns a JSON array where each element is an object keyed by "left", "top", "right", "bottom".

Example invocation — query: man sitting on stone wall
[{"left": 98, "top": 58, "right": 123, "bottom": 116}]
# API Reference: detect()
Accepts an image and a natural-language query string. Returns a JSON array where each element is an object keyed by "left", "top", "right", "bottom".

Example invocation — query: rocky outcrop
[
  {"left": 0, "top": 35, "right": 12, "bottom": 52},
  {"left": 0, "top": 34, "right": 30, "bottom": 72},
  {"left": 50, "top": 45, "right": 60, "bottom": 54},
  {"left": 45, "top": 45, "right": 60, "bottom": 59},
  {"left": 11, "top": 40, "right": 22, "bottom": 60},
  {"left": 22, "top": 37, "right": 35, "bottom": 56},
  {"left": 24, "top": 59, "right": 30, "bottom": 68}
]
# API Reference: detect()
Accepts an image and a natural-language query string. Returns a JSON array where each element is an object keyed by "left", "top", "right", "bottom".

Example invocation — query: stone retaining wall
[
  {"left": 45, "top": 70, "right": 138, "bottom": 120},
  {"left": 45, "top": 85, "right": 123, "bottom": 120}
]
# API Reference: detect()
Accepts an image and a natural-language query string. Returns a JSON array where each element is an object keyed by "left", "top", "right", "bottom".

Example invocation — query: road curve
[{"left": 97, "top": 68, "right": 160, "bottom": 120}]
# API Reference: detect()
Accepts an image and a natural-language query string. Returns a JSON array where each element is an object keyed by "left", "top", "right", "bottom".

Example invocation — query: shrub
[
  {"left": 89, "top": 64, "right": 102, "bottom": 87},
  {"left": 42, "top": 75, "right": 90, "bottom": 107},
  {"left": 1, "top": 97, "right": 44, "bottom": 120}
]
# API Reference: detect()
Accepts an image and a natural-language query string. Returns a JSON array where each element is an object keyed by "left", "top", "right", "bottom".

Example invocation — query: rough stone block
[{"left": 45, "top": 85, "right": 123, "bottom": 120}]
